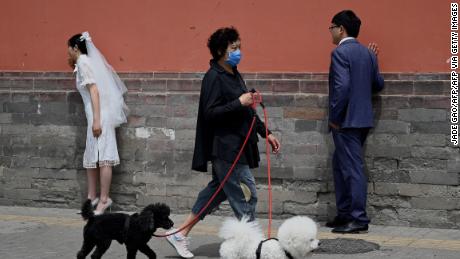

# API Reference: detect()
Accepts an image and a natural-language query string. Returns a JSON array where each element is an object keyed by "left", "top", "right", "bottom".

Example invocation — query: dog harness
[{"left": 255, "top": 238, "right": 294, "bottom": 259}]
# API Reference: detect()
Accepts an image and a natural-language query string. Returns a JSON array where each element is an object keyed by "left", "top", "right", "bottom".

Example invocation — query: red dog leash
[{"left": 252, "top": 89, "right": 274, "bottom": 238}]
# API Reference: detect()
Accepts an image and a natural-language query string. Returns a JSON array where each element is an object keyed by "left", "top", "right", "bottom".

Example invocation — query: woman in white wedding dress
[{"left": 67, "top": 32, "right": 128, "bottom": 215}]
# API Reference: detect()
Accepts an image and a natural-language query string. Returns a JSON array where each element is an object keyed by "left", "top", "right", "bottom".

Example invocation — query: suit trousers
[{"left": 332, "top": 127, "right": 370, "bottom": 224}]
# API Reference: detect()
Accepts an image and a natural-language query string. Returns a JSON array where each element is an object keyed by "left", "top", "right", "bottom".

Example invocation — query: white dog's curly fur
[{"left": 219, "top": 216, "right": 319, "bottom": 259}]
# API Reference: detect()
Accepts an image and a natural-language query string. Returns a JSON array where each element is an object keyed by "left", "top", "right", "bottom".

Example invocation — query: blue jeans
[{"left": 191, "top": 159, "right": 258, "bottom": 221}]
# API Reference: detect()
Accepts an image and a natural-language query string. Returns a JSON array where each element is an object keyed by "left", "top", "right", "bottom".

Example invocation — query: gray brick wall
[{"left": 0, "top": 71, "right": 459, "bottom": 229}]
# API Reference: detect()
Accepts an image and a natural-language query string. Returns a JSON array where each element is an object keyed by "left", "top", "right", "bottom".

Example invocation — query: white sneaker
[{"left": 165, "top": 229, "right": 194, "bottom": 258}]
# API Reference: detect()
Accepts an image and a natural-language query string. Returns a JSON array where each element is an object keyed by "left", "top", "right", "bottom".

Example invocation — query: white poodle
[{"left": 219, "top": 216, "right": 319, "bottom": 259}]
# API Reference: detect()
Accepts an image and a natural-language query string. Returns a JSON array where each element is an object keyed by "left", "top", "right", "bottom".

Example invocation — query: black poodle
[{"left": 77, "top": 199, "right": 174, "bottom": 259}]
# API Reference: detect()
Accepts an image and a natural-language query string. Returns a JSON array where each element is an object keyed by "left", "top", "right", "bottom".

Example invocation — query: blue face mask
[{"left": 226, "top": 49, "right": 242, "bottom": 67}]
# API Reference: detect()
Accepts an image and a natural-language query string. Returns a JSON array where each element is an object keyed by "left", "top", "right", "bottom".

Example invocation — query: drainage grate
[{"left": 315, "top": 238, "right": 380, "bottom": 254}]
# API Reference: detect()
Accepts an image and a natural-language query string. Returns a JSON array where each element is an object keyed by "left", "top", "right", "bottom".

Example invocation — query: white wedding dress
[{"left": 75, "top": 55, "right": 120, "bottom": 168}]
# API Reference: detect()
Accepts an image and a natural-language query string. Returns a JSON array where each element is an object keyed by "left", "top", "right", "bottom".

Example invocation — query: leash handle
[{"left": 250, "top": 88, "right": 264, "bottom": 109}]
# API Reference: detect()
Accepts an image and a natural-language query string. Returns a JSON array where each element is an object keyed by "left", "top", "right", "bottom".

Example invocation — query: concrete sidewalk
[{"left": 1, "top": 205, "right": 460, "bottom": 259}]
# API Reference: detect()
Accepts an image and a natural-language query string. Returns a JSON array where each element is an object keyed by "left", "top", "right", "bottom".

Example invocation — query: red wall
[{"left": 0, "top": 0, "right": 451, "bottom": 72}]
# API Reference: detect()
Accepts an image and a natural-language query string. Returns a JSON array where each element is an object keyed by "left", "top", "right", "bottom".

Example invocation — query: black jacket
[{"left": 191, "top": 60, "right": 271, "bottom": 172}]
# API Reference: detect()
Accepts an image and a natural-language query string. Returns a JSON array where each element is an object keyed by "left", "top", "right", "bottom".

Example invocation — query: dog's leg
[
  {"left": 77, "top": 239, "right": 96, "bottom": 259},
  {"left": 90, "top": 240, "right": 111, "bottom": 259},
  {"left": 138, "top": 243, "right": 156, "bottom": 259},
  {"left": 125, "top": 246, "right": 138, "bottom": 259}
]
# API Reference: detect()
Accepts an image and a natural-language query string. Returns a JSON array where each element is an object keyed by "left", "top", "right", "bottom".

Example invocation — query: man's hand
[
  {"left": 239, "top": 92, "right": 254, "bottom": 107},
  {"left": 329, "top": 122, "right": 340, "bottom": 130},
  {"left": 267, "top": 134, "right": 281, "bottom": 154},
  {"left": 368, "top": 42, "right": 380, "bottom": 57}
]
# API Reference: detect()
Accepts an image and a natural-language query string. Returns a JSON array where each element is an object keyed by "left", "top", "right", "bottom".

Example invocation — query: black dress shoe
[
  {"left": 325, "top": 217, "right": 349, "bottom": 228},
  {"left": 332, "top": 221, "right": 369, "bottom": 234}
]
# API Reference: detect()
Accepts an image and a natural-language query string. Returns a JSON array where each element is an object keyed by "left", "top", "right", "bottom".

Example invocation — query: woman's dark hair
[
  {"left": 332, "top": 10, "right": 361, "bottom": 38},
  {"left": 207, "top": 27, "right": 240, "bottom": 60},
  {"left": 67, "top": 33, "right": 88, "bottom": 54}
]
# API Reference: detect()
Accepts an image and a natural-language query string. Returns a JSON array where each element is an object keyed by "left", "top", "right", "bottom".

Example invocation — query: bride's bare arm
[{"left": 88, "top": 84, "right": 102, "bottom": 137}]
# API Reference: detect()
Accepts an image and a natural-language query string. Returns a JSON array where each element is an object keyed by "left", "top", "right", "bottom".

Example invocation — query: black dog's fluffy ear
[
  {"left": 138, "top": 203, "right": 170, "bottom": 232},
  {"left": 137, "top": 211, "right": 155, "bottom": 232}
]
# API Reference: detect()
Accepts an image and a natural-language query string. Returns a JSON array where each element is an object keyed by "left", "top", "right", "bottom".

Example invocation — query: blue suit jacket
[{"left": 328, "top": 39, "right": 384, "bottom": 128}]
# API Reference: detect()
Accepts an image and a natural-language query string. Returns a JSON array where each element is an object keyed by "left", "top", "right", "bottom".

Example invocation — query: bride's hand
[
  {"left": 92, "top": 120, "right": 102, "bottom": 138},
  {"left": 67, "top": 57, "right": 75, "bottom": 69}
]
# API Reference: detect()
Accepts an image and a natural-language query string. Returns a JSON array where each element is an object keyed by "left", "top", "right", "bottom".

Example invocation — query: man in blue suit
[{"left": 326, "top": 10, "right": 384, "bottom": 233}]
